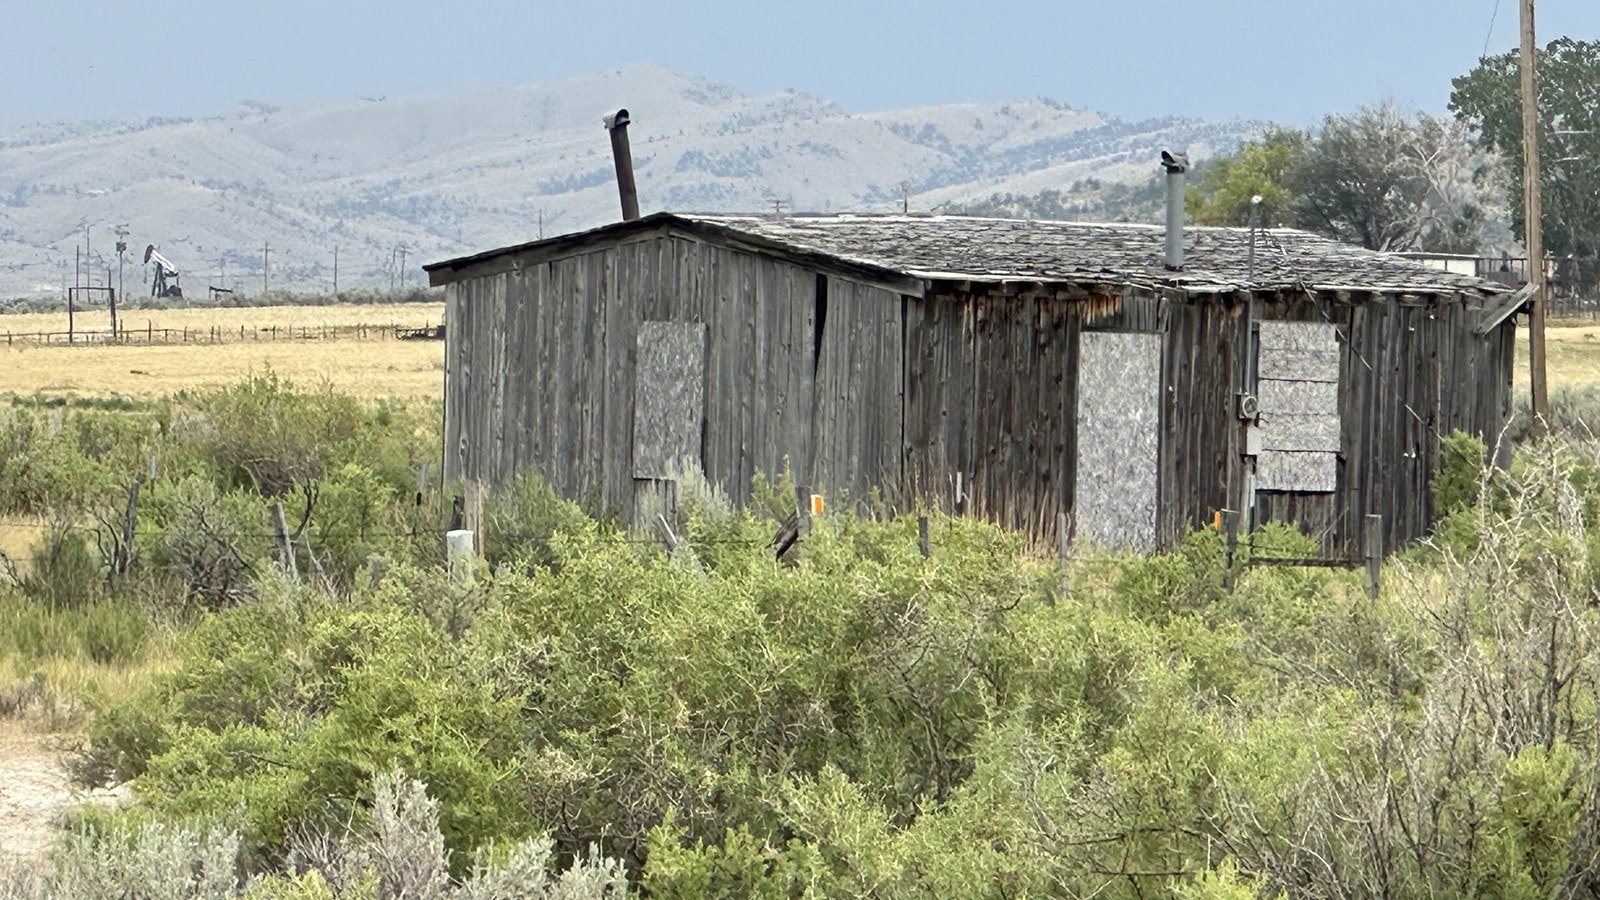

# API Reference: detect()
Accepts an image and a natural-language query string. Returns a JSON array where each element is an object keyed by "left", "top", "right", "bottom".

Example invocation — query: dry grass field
[
  {"left": 0, "top": 302, "right": 443, "bottom": 336},
  {"left": 0, "top": 340, "right": 444, "bottom": 401},
  {"left": 1520, "top": 321, "right": 1600, "bottom": 391},
  {"left": 0, "top": 303, "right": 445, "bottom": 402},
  {"left": 4, "top": 302, "right": 1599, "bottom": 408}
]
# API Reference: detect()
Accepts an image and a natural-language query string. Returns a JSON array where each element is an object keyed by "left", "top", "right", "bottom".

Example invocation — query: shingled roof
[{"left": 428, "top": 212, "right": 1511, "bottom": 298}]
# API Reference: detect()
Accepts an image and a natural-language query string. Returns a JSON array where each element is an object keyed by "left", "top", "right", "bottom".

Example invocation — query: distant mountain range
[{"left": 0, "top": 64, "right": 1263, "bottom": 300}]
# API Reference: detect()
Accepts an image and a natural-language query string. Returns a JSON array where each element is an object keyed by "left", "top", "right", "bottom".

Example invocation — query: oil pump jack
[{"left": 143, "top": 244, "right": 183, "bottom": 298}]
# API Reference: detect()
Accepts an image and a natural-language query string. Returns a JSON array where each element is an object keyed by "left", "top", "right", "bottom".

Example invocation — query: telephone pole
[
  {"left": 262, "top": 242, "right": 271, "bottom": 294},
  {"left": 1522, "top": 0, "right": 1548, "bottom": 432},
  {"left": 114, "top": 225, "right": 128, "bottom": 307},
  {"left": 333, "top": 245, "right": 339, "bottom": 295},
  {"left": 113, "top": 225, "right": 128, "bottom": 335}
]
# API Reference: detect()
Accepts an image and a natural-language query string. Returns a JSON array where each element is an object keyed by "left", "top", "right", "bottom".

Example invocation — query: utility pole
[
  {"left": 113, "top": 225, "right": 128, "bottom": 336},
  {"left": 1521, "top": 0, "right": 1548, "bottom": 432},
  {"left": 397, "top": 246, "right": 408, "bottom": 292},
  {"left": 333, "top": 245, "right": 339, "bottom": 296},
  {"left": 262, "top": 242, "right": 271, "bottom": 295}
]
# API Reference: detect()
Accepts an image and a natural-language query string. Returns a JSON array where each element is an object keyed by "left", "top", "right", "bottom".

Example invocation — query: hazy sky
[{"left": 3, "top": 0, "right": 1595, "bottom": 131}]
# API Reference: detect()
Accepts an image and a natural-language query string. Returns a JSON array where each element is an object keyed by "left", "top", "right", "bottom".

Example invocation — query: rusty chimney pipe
[
  {"left": 1160, "top": 150, "right": 1189, "bottom": 271},
  {"left": 604, "top": 108, "right": 640, "bottom": 221}
]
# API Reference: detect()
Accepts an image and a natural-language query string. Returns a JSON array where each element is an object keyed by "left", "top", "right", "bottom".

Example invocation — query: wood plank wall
[
  {"left": 446, "top": 233, "right": 876, "bottom": 523},
  {"left": 810, "top": 277, "right": 905, "bottom": 507},
  {"left": 903, "top": 289, "right": 1086, "bottom": 542},
  {"left": 1159, "top": 299, "right": 1243, "bottom": 548},
  {"left": 1256, "top": 290, "right": 1515, "bottom": 558},
  {"left": 445, "top": 232, "right": 1515, "bottom": 555}
]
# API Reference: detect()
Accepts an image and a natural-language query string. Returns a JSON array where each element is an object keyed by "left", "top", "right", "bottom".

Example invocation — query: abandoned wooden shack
[{"left": 424, "top": 212, "right": 1523, "bottom": 558}]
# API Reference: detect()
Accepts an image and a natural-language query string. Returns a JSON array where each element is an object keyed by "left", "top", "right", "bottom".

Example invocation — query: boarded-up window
[
  {"left": 1256, "top": 321, "right": 1340, "bottom": 492},
  {"left": 1075, "top": 331, "right": 1160, "bottom": 552},
  {"left": 633, "top": 322, "right": 706, "bottom": 479}
]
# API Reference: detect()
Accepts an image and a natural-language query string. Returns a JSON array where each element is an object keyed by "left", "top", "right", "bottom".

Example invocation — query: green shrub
[
  {"left": 1434, "top": 430, "right": 1487, "bottom": 514},
  {"left": 477, "top": 472, "right": 590, "bottom": 573},
  {"left": 20, "top": 525, "right": 103, "bottom": 608},
  {"left": 176, "top": 371, "right": 365, "bottom": 497},
  {"left": 137, "top": 476, "right": 272, "bottom": 611}
]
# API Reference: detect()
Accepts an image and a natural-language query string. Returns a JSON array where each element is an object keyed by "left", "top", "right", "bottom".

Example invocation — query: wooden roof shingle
[{"left": 427, "top": 212, "right": 1512, "bottom": 298}]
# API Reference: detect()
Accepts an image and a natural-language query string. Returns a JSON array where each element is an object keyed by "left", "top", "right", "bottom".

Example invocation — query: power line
[{"left": 1483, "top": 0, "right": 1503, "bottom": 58}]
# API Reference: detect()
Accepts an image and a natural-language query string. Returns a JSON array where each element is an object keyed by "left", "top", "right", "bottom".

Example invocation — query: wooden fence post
[
  {"left": 109, "top": 482, "right": 140, "bottom": 587},
  {"left": 918, "top": 515, "right": 931, "bottom": 559},
  {"left": 465, "top": 480, "right": 484, "bottom": 558},
  {"left": 1364, "top": 513, "right": 1383, "bottom": 599},
  {"left": 270, "top": 502, "right": 298, "bottom": 581},
  {"left": 1223, "top": 509, "right": 1239, "bottom": 591},
  {"left": 657, "top": 514, "right": 680, "bottom": 556}
]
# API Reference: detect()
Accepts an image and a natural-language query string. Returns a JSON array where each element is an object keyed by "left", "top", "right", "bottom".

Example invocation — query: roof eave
[{"left": 425, "top": 212, "right": 679, "bottom": 286}]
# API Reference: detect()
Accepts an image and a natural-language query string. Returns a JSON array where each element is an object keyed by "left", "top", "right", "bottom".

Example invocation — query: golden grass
[
  {"left": 0, "top": 302, "right": 443, "bottom": 336},
  {"left": 0, "top": 335, "right": 443, "bottom": 401},
  {"left": 0, "top": 592, "right": 180, "bottom": 734},
  {"left": 0, "top": 653, "right": 175, "bottom": 733},
  {"left": 0, "top": 518, "right": 44, "bottom": 581},
  {"left": 1516, "top": 321, "right": 1600, "bottom": 391},
  {"left": 0, "top": 303, "right": 446, "bottom": 402}
]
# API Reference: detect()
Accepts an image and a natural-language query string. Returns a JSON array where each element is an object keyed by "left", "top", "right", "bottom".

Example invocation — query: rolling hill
[{"left": 0, "top": 64, "right": 1262, "bottom": 300}]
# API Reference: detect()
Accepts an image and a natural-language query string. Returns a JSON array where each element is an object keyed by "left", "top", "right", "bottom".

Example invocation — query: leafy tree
[
  {"left": 1450, "top": 37, "right": 1600, "bottom": 260},
  {"left": 1293, "top": 104, "right": 1493, "bottom": 253},
  {"left": 962, "top": 104, "right": 1495, "bottom": 254},
  {"left": 1186, "top": 127, "right": 1305, "bottom": 227}
]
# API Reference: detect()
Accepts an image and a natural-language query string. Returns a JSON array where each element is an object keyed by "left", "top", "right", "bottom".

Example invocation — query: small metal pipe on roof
[
  {"left": 1160, "top": 150, "right": 1189, "bottom": 271},
  {"left": 604, "top": 108, "right": 640, "bottom": 222}
]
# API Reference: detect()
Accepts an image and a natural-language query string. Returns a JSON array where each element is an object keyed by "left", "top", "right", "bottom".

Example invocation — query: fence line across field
[{"left": 1, "top": 321, "right": 443, "bottom": 347}]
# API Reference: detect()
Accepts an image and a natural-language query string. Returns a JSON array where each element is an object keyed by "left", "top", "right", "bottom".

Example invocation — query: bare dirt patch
[{"left": 0, "top": 725, "right": 125, "bottom": 860}]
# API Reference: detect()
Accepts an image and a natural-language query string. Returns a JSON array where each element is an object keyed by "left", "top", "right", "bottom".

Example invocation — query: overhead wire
[
  {"left": 1248, "top": 229, "right": 1476, "bottom": 558},
  {"left": 1483, "top": 0, "right": 1503, "bottom": 59}
]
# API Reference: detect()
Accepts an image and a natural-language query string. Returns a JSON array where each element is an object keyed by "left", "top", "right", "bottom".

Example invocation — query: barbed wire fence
[{"left": 0, "top": 321, "right": 444, "bottom": 347}]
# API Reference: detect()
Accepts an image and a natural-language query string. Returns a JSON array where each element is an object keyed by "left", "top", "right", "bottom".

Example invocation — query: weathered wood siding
[
  {"left": 1253, "top": 291, "right": 1515, "bottom": 557},
  {"left": 1158, "top": 298, "right": 1244, "bottom": 548},
  {"left": 443, "top": 230, "right": 1515, "bottom": 556},
  {"left": 902, "top": 290, "right": 1080, "bottom": 539},
  {"left": 445, "top": 232, "right": 849, "bottom": 522},
  {"left": 901, "top": 288, "right": 1238, "bottom": 549},
  {"left": 902, "top": 294, "right": 979, "bottom": 511},
  {"left": 809, "top": 277, "right": 905, "bottom": 506},
  {"left": 444, "top": 252, "right": 627, "bottom": 511}
]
